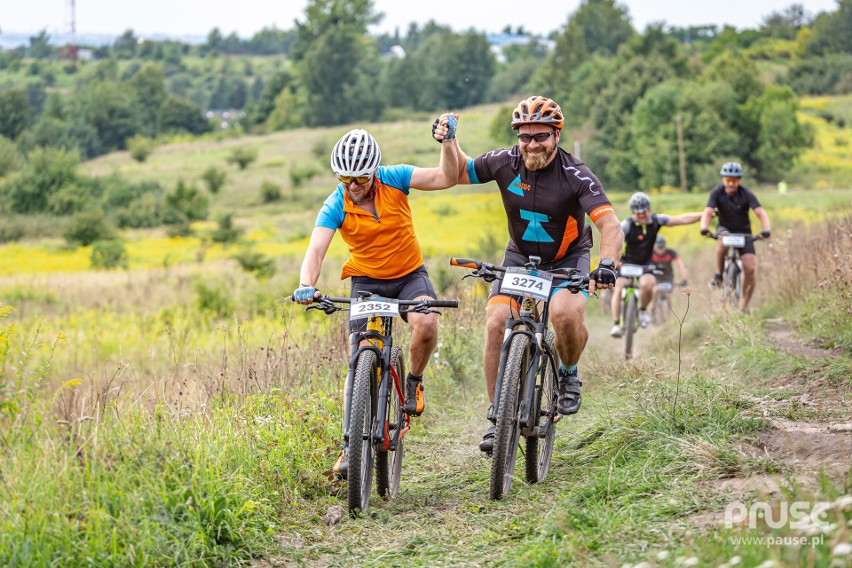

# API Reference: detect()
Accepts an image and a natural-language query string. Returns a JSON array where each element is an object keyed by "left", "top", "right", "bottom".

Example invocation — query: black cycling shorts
[
  {"left": 717, "top": 226, "right": 756, "bottom": 255},
  {"left": 349, "top": 265, "right": 436, "bottom": 332}
]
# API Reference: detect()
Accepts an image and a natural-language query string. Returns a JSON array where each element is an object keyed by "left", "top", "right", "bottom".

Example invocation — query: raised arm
[
  {"left": 409, "top": 114, "right": 460, "bottom": 191},
  {"left": 699, "top": 207, "right": 715, "bottom": 235},
  {"left": 665, "top": 211, "right": 703, "bottom": 227}
]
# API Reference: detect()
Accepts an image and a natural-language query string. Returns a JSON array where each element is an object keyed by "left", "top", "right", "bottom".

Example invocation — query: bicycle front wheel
[
  {"left": 376, "top": 347, "right": 405, "bottom": 499},
  {"left": 347, "top": 350, "right": 377, "bottom": 515},
  {"left": 491, "top": 334, "right": 529, "bottom": 500},
  {"left": 724, "top": 260, "right": 741, "bottom": 308},
  {"left": 525, "top": 331, "right": 557, "bottom": 484},
  {"left": 624, "top": 293, "right": 638, "bottom": 359}
]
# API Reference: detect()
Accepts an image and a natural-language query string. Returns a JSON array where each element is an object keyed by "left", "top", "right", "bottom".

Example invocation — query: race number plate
[
  {"left": 619, "top": 264, "right": 644, "bottom": 278},
  {"left": 721, "top": 234, "right": 746, "bottom": 248},
  {"left": 349, "top": 298, "right": 400, "bottom": 320},
  {"left": 500, "top": 267, "right": 553, "bottom": 300}
]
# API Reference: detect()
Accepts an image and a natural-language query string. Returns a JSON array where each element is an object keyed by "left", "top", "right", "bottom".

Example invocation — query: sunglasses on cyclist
[
  {"left": 338, "top": 174, "right": 372, "bottom": 185},
  {"left": 517, "top": 130, "right": 557, "bottom": 144},
  {"left": 722, "top": 176, "right": 741, "bottom": 184}
]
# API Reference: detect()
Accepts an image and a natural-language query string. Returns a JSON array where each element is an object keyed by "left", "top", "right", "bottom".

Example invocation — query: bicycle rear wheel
[
  {"left": 347, "top": 350, "right": 377, "bottom": 515},
  {"left": 624, "top": 293, "right": 638, "bottom": 359},
  {"left": 490, "top": 334, "right": 529, "bottom": 500},
  {"left": 376, "top": 347, "right": 405, "bottom": 499},
  {"left": 724, "top": 260, "right": 741, "bottom": 308},
  {"left": 525, "top": 331, "right": 557, "bottom": 484}
]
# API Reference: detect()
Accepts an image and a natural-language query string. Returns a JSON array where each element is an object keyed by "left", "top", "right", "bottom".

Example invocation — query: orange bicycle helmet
[{"left": 511, "top": 96, "right": 564, "bottom": 130}]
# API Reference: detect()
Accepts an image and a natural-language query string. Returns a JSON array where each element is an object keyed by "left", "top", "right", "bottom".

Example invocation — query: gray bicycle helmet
[
  {"left": 629, "top": 192, "right": 651, "bottom": 213},
  {"left": 330, "top": 129, "right": 381, "bottom": 177},
  {"left": 655, "top": 235, "right": 666, "bottom": 247},
  {"left": 719, "top": 162, "right": 743, "bottom": 177}
]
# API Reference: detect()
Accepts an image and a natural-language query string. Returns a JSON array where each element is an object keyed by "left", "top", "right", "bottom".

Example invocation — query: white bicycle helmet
[{"left": 330, "top": 129, "right": 381, "bottom": 177}]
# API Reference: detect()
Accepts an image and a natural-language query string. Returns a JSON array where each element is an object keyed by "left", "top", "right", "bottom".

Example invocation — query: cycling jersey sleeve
[
  {"left": 574, "top": 166, "right": 613, "bottom": 221},
  {"left": 706, "top": 185, "right": 723, "bottom": 209},
  {"left": 315, "top": 187, "right": 345, "bottom": 230},
  {"left": 744, "top": 187, "right": 762, "bottom": 209},
  {"left": 471, "top": 148, "right": 514, "bottom": 185},
  {"left": 377, "top": 164, "right": 415, "bottom": 195},
  {"left": 621, "top": 218, "right": 632, "bottom": 237},
  {"left": 657, "top": 213, "right": 672, "bottom": 225}
]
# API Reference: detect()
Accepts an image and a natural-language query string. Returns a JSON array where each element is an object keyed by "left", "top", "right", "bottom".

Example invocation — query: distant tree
[
  {"left": 292, "top": 0, "right": 382, "bottom": 126},
  {"left": 73, "top": 81, "right": 141, "bottom": 153},
  {"left": 113, "top": 29, "right": 139, "bottom": 59},
  {"left": 129, "top": 62, "right": 168, "bottom": 136},
  {"left": 703, "top": 52, "right": 763, "bottom": 103},
  {"left": 165, "top": 179, "right": 208, "bottom": 224},
  {"left": 760, "top": 4, "right": 811, "bottom": 40},
  {"left": 0, "top": 147, "right": 80, "bottom": 214},
  {"left": 0, "top": 88, "right": 34, "bottom": 140},
  {"left": 157, "top": 95, "right": 211, "bottom": 135},
  {"left": 0, "top": 136, "right": 23, "bottom": 177},
  {"left": 200, "top": 167, "right": 226, "bottom": 194},
  {"left": 127, "top": 135, "right": 156, "bottom": 162},
  {"left": 27, "top": 30, "right": 53, "bottom": 59},
  {"left": 806, "top": 0, "right": 852, "bottom": 55},
  {"left": 540, "top": 0, "right": 634, "bottom": 96},
  {"left": 63, "top": 210, "right": 116, "bottom": 247}
]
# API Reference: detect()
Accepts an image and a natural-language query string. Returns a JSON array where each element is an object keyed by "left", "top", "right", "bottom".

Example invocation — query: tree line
[{"left": 0, "top": 0, "right": 850, "bottom": 217}]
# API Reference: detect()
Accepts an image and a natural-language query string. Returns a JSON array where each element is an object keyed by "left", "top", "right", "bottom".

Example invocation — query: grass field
[{"left": 1, "top": 95, "right": 850, "bottom": 566}]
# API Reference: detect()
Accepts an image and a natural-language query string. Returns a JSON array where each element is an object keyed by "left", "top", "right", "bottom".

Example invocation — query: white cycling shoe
[
  {"left": 609, "top": 324, "right": 624, "bottom": 338},
  {"left": 639, "top": 311, "right": 651, "bottom": 328}
]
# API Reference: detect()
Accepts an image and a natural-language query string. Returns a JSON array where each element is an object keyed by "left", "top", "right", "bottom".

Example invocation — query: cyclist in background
[
  {"left": 441, "top": 96, "right": 623, "bottom": 453},
  {"left": 700, "top": 162, "right": 771, "bottom": 311},
  {"left": 293, "top": 120, "right": 459, "bottom": 475},
  {"left": 610, "top": 192, "right": 701, "bottom": 337},
  {"left": 651, "top": 235, "right": 688, "bottom": 288}
]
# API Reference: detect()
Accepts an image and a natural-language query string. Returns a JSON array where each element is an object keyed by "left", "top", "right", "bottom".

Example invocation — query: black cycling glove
[
  {"left": 590, "top": 265, "right": 617, "bottom": 286},
  {"left": 700, "top": 228, "right": 711, "bottom": 237},
  {"left": 760, "top": 229, "right": 771, "bottom": 239}
]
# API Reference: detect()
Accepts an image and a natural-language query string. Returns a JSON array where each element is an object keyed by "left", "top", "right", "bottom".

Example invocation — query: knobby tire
[
  {"left": 525, "top": 331, "right": 557, "bottom": 484},
  {"left": 376, "top": 347, "right": 405, "bottom": 499},
  {"left": 347, "top": 350, "right": 377, "bottom": 515},
  {"left": 490, "top": 334, "right": 529, "bottom": 500},
  {"left": 624, "top": 293, "right": 638, "bottom": 359}
]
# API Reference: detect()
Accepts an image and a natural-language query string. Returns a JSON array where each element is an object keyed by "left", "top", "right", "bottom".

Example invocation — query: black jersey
[
  {"left": 706, "top": 184, "right": 762, "bottom": 233},
  {"left": 621, "top": 213, "right": 671, "bottom": 265},
  {"left": 652, "top": 248, "right": 679, "bottom": 282},
  {"left": 468, "top": 146, "right": 615, "bottom": 262}
]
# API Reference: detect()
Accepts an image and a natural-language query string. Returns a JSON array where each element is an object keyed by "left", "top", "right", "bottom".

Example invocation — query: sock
[
  {"left": 407, "top": 372, "right": 422, "bottom": 382},
  {"left": 559, "top": 364, "right": 578, "bottom": 376}
]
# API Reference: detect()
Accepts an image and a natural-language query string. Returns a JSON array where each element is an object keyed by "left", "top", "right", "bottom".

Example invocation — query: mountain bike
[
  {"left": 651, "top": 279, "right": 686, "bottom": 325},
  {"left": 617, "top": 264, "right": 660, "bottom": 359},
  {"left": 296, "top": 292, "right": 458, "bottom": 515},
  {"left": 450, "top": 255, "right": 588, "bottom": 500},
  {"left": 709, "top": 232, "right": 760, "bottom": 309}
]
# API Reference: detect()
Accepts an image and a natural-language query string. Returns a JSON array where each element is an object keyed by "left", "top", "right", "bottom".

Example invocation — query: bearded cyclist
[
  {"left": 293, "top": 120, "right": 459, "bottom": 476},
  {"left": 609, "top": 192, "right": 701, "bottom": 337},
  {"left": 439, "top": 96, "right": 623, "bottom": 453},
  {"left": 700, "top": 162, "right": 771, "bottom": 311}
]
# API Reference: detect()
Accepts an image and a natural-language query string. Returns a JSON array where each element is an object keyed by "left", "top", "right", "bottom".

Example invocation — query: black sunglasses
[{"left": 518, "top": 131, "right": 557, "bottom": 144}]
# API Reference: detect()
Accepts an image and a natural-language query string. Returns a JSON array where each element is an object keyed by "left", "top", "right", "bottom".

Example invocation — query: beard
[{"left": 521, "top": 145, "right": 555, "bottom": 171}]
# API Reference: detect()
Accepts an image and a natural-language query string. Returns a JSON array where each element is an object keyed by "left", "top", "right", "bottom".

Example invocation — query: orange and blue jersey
[{"left": 316, "top": 164, "right": 422, "bottom": 280}]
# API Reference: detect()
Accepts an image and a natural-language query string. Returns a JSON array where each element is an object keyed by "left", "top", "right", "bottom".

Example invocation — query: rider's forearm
[
  {"left": 755, "top": 207, "right": 771, "bottom": 231},
  {"left": 437, "top": 138, "right": 460, "bottom": 188},
  {"left": 597, "top": 217, "right": 624, "bottom": 263},
  {"left": 299, "top": 254, "right": 323, "bottom": 287},
  {"left": 699, "top": 208, "right": 714, "bottom": 231}
]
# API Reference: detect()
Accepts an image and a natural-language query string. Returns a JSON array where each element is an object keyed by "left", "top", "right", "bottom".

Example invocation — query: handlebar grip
[
  {"left": 428, "top": 299, "right": 459, "bottom": 308},
  {"left": 450, "top": 257, "right": 480, "bottom": 269}
]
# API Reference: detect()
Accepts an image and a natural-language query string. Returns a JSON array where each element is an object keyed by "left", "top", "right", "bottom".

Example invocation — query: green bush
[
  {"left": 259, "top": 180, "right": 281, "bottom": 203},
  {"left": 210, "top": 213, "right": 243, "bottom": 244},
  {"left": 62, "top": 210, "right": 116, "bottom": 247},
  {"left": 194, "top": 279, "right": 235, "bottom": 317},
  {"left": 90, "top": 239, "right": 128, "bottom": 270},
  {"left": 201, "top": 166, "right": 227, "bottom": 194},
  {"left": 127, "top": 135, "right": 156, "bottom": 162},
  {"left": 233, "top": 248, "right": 276, "bottom": 280},
  {"left": 225, "top": 146, "right": 258, "bottom": 170},
  {"left": 288, "top": 165, "right": 317, "bottom": 189},
  {"left": 0, "top": 135, "right": 22, "bottom": 177}
]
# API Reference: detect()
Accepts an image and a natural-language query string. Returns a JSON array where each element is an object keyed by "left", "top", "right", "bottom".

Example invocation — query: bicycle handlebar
[
  {"left": 450, "top": 256, "right": 589, "bottom": 288},
  {"left": 289, "top": 295, "right": 459, "bottom": 310},
  {"left": 707, "top": 232, "right": 761, "bottom": 242}
]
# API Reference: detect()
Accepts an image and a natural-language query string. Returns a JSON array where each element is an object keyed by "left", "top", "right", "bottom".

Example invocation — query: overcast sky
[{"left": 0, "top": 0, "right": 840, "bottom": 38}]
